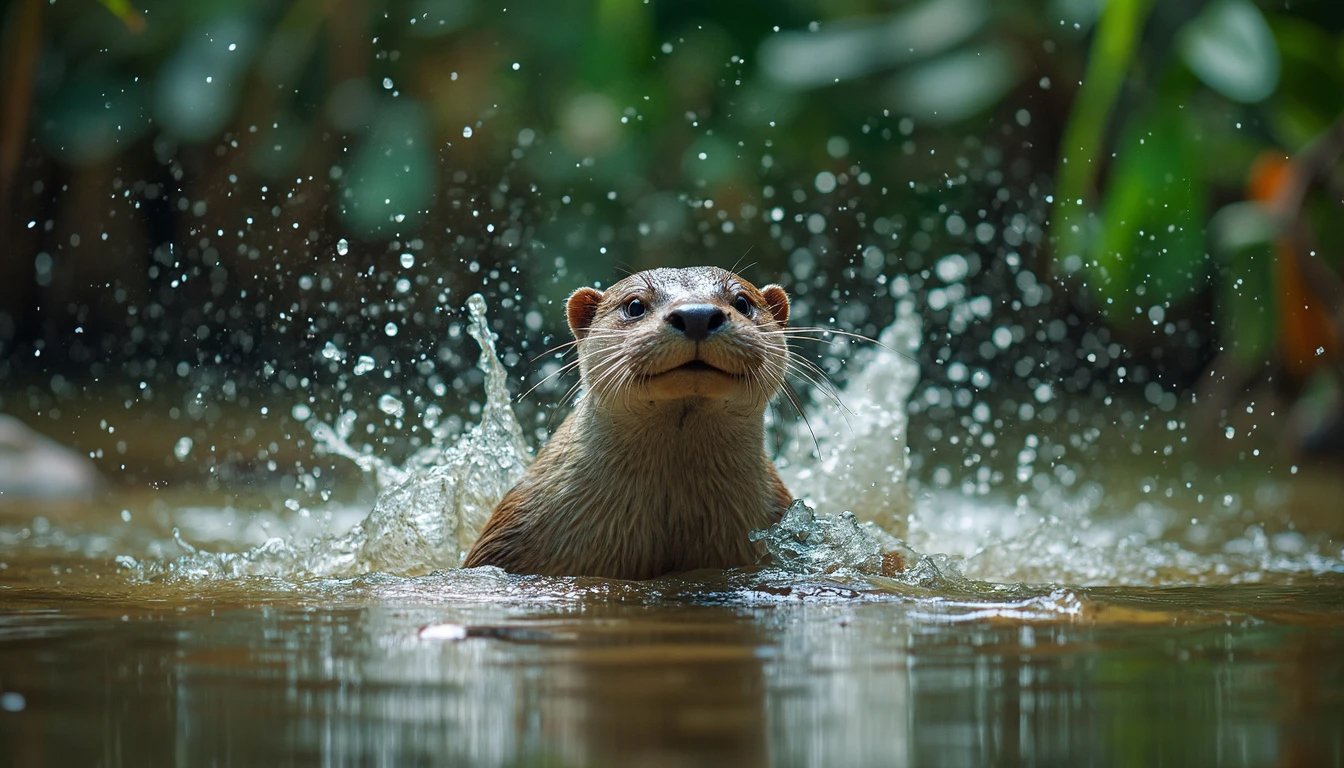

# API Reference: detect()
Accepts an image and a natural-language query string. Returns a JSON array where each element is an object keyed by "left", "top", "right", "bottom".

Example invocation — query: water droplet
[
  {"left": 292, "top": 404, "right": 312, "bottom": 422},
  {"left": 336, "top": 238, "right": 348, "bottom": 256},
  {"left": 353, "top": 355, "right": 376, "bottom": 375},
  {"left": 384, "top": 322, "right": 399, "bottom": 337},
  {"left": 463, "top": 126, "right": 473, "bottom": 138},
  {"left": 173, "top": 437, "right": 193, "bottom": 460},
  {"left": 378, "top": 394, "right": 405, "bottom": 418},
  {"left": 400, "top": 252, "right": 415, "bottom": 268}
]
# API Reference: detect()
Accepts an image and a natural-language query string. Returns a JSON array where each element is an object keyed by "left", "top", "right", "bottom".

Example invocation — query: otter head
[{"left": 566, "top": 267, "right": 790, "bottom": 408}]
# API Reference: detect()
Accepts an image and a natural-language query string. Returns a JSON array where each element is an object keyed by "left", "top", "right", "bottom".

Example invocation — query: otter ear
[
  {"left": 566, "top": 287, "right": 604, "bottom": 339},
  {"left": 760, "top": 284, "right": 790, "bottom": 326}
]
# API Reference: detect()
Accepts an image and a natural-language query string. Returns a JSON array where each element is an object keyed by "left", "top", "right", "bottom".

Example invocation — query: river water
[{"left": 1, "top": 296, "right": 1342, "bottom": 766}]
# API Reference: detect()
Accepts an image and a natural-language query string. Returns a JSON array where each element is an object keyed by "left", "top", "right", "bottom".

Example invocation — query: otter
[{"left": 464, "top": 267, "right": 794, "bottom": 580}]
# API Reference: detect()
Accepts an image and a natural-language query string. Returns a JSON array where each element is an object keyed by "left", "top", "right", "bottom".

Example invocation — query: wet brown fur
[{"left": 464, "top": 267, "right": 793, "bottom": 580}]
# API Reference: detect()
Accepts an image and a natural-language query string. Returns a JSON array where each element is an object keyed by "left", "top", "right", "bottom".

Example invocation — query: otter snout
[{"left": 666, "top": 304, "right": 727, "bottom": 342}]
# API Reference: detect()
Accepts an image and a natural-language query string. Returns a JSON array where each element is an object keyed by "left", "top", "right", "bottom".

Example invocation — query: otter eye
[
  {"left": 732, "top": 294, "right": 752, "bottom": 316},
  {"left": 624, "top": 297, "right": 646, "bottom": 319}
]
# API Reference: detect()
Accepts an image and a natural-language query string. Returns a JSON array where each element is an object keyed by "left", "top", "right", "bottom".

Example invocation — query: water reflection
[{"left": 1, "top": 580, "right": 1342, "bottom": 766}]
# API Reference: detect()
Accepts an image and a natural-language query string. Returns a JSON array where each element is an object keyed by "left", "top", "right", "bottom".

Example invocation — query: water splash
[
  {"left": 104, "top": 290, "right": 1344, "bottom": 591},
  {"left": 124, "top": 294, "right": 531, "bottom": 582},
  {"left": 777, "top": 299, "right": 921, "bottom": 538},
  {"left": 751, "top": 501, "right": 909, "bottom": 577}
]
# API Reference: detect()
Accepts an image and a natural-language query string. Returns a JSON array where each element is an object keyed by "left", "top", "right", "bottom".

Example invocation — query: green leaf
[
  {"left": 1178, "top": 0, "right": 1280, "bottom": 103},
  {"left": 757, "top": 0, "right": 989, "bottom": 89},
  {"left": 1207, "top": 201, "right": 1276, "bottom": 254},
  {"left": 884, "top": 43, "right": 1020, "bottom": 125},
  {"left": 1209, "top": 203, "right": 1275, "bottom": 364},
  {"left": 1090, "top": 109, "right": 1209, "bottom": 321},
  {"left": 1050, "top": 0, "right": 1156, "bottom": 271},
  {"left": 96, "top": 0, "right": 144, "bottom": 32}
]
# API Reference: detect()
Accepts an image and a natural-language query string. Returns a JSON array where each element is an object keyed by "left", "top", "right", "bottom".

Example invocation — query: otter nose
[{"left": 666, "top": 304, "right": 727, "bottom": 342}]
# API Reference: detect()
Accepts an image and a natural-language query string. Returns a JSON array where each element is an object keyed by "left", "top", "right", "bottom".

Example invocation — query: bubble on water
[
  {"left": 291, "top": 404, "right": 312, "bottom": 421},
  {"left": 462, "top": 126, "right": 473, "bottom": 138},
  {"left": 353, "top": 355, "right": 376, "bottom": 375},
  {"left": 173, "top": 437, "right": 193, "bottom": 460},
  {"left": 384, "top": 322, "right": 398, "bottom": 337},
  {"left": 814, "top": 171, "right": 837, "bottom": 194},
  {"left": 377, "top": 394, "right": 404, "bottom": 418},
  {"left": 336, "top": 238, "right": 348, "bottom": 256},
  {"left": 400, "top": 252, "right": 415, "bottom": 268}
]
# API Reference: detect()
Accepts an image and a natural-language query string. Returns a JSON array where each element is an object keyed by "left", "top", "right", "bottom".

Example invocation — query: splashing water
[
  {"left": 124, "top": 294, "right": 532, "bottom": 581},
  {"left": 110, "top": 292, "right": 1343, "bottom": 591},
  {"left": 778, "top": 299, "right": 922, "bottom": 538}
]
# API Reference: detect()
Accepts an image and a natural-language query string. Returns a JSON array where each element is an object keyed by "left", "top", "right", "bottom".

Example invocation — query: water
[{"left": 2, "top": 295, "right": 1343, "bottom": 765}]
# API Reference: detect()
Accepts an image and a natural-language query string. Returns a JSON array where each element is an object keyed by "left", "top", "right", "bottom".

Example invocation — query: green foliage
[
  {"left": 1208, "top": 203, "right": 1276, "bottom": 364},
  {"left": 1178, "top": 0, "right": 1281, "bottom": 104},
  {"left": 1048, "top": 0, "right": 1343, "bottom": 369},
  {"left": 9, "top": 0, "right": 1344, "bottom": 377},
  {"left": 1093, "top": 107, "right": 1208, "bottom": 320}
]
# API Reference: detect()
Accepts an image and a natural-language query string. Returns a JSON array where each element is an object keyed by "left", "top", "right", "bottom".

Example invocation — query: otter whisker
[
  {"left": 527, "top": 329, "right": 630, "bottom": 363},
  {"left": 528, "top": 339, "right": 581, "bottom": 363},
  {"left": 783, "top": 358, "right": 847, "bottom": 411},
  {"left": 549, "top": 343, "right": 629, "bottom": 426},
  {"left": 729, "top": 244, "right": 755, "bottom": 276},
  {"left": 782, "top": 359, "right": 853, "bottom": 431},
  {"left": 763, "top": 327, "right": 917, "bottom": 363},
  {"left": 584, "top": 345, "right": 637, "bottom": 400},
  {"left": 518, "top": 359, "right": 583, "bottom": 402},
  {"left": 777, "top": 380, "right": 822, "bottom": 457}
]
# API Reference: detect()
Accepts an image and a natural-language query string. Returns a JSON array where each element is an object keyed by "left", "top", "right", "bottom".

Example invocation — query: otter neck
[
  {"left": 591, "top": 393, "right": 762, "bottom": 432},
  {"left": 575, "top": 394, "right": 768, "bottom": 472}
]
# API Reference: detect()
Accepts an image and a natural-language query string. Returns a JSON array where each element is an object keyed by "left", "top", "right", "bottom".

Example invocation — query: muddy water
[
  {"left": 1, "top": 538, "right": 1343, "bottom": 766},
  {"left": 3, "top": 298, "right": 1344, "bottom": 766}
]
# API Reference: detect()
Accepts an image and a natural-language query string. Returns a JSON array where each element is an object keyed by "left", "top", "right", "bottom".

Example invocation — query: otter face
[{"left": 566, "top": 267, "right": 790, "bottom": 407}]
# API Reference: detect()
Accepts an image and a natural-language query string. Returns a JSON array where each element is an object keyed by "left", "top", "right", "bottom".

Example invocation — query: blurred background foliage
[{"left": 1, "top": 0, "right": 1343, "bottom": 492}]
